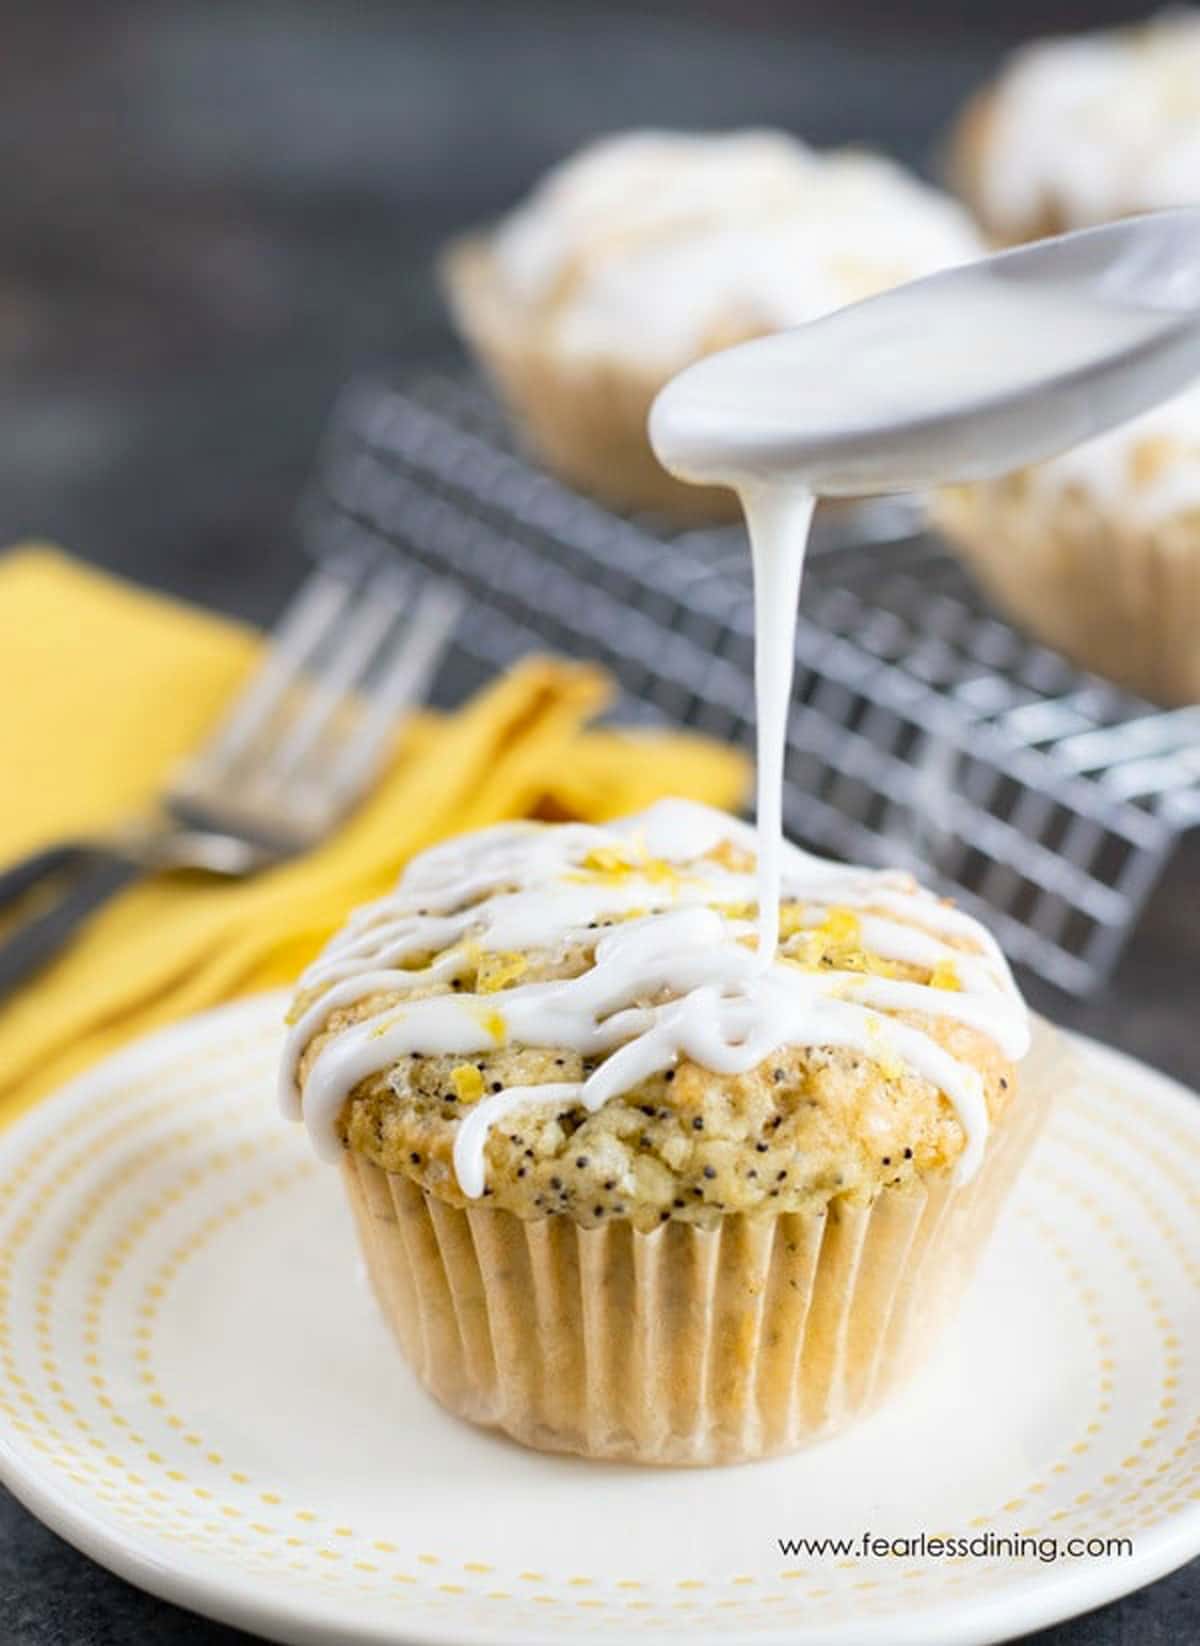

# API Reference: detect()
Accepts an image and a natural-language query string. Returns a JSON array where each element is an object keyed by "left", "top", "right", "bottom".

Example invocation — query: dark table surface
[{"left": 1, "top": 3, "right": 1197, "bottom": 1642}]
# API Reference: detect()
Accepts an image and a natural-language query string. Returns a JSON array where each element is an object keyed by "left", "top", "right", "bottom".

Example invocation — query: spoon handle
[{"left": 0, "top": 844, "right": 143, "bottom": 1002}]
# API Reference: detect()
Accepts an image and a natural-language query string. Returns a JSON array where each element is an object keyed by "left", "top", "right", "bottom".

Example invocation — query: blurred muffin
[
  {"left": 282, "top": 799, "right": 1048, "bottom": 1465},
  {"left": 951, "top": 10, "right": 1200, "bottom": 242},
  {"left": 936, "top": 386, "right": 1200, "bottom": 704},
  {"left": 443, "top": 130, "right": 983, "bottom": 519}
]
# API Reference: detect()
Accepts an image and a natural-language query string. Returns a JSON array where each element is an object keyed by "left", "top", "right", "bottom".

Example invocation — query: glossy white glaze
[{"left": 282, "top": 800, "right": 1029, "bottom": 1194}]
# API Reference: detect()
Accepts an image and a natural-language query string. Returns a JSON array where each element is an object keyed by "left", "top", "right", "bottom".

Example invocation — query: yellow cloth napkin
[{"left": 0, "top": 547, "right": 747, "bottom": 1124}]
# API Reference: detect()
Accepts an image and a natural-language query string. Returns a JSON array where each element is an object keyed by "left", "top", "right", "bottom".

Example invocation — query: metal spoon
[{"left": 650, "top": 207, "right": 1200, "bottom": 498}]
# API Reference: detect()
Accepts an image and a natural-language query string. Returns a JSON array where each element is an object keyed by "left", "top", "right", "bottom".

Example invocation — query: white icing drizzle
[
  {"left": 972, "top": 10, "right": 1200, "bottom": 238},
  {"left": 745, "top": 485, "right": 814, "bottom": 967},
  {"left": 282, "top": 799, "right": 1029, "bottom": 1195}
]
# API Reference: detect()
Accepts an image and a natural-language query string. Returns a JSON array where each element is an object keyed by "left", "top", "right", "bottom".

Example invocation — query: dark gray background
[{"left": 1, "top": 2, "right": 1196, "bottom": 1641}]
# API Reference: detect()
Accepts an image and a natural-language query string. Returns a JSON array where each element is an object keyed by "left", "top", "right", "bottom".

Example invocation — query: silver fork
[{"left": 0, "top": 559, "right": 463, "bottom": 1000}]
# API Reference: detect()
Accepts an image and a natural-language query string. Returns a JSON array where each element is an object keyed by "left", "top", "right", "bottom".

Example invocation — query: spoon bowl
[{"left": 649, "top": 207, "right": 1200, "bottom": 497}]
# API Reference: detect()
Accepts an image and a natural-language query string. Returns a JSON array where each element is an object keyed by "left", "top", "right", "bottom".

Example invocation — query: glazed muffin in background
[
  {"left": 941, "top": 11, "right": 1200, "bottom": 703},
  {"left": 951, "top": 10, "right": 1200, "bottom": 243},
  {"left": 935, "top": 385, "right": 1200, "bottom": 705},
  {"left": 281, "top": 800, "right": 1053, "bottom": 1466},
  {"left": 443, "top": 130, "right": 983, "bottom": 520}
]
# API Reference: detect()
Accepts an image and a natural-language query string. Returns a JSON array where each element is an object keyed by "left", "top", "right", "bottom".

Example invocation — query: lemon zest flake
[
  {"left": 639, "top": 857, "right": 682, "bottom": 887},
  {"left": 780, "top": 898, "right": 903, "bottom": 979},
  {"left": 929, "top": 959, "right": 962, "bottom": 991},
  {"left": 477, "top": 952, "right": 528, "bottom": 993},
  {"left": 567, "top": 846, "right": 683, "bottom": 890},
  {"left": 777, "top": 904, "right": 808, "bottom": 939},
  {"left": 821, "top": 907, "right": 861, "bottom": 946},
  {"left": 450, "top": 1064, "right": 485, "bottom": 1104},
  {"left": 567, "top": 846, "right": 637, "bottom": 884},
  {"left": 713, "top": 900, "right": 755, "bottom": 922},
  {"left": 479, "top": 1008, "right": 507, "bottom": 1044}
]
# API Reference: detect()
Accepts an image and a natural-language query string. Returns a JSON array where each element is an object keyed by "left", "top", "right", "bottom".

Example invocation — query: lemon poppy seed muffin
[
  {"left": 443, "top": 129, "right": 983, "bottom": 520},
  {"left": 282, "top": 801, "right": 1050, "bottom": 1464}
]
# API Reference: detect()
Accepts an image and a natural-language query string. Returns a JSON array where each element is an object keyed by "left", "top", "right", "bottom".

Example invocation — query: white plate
[{"left": 0, "top": 993, "right": 1197, "bottom": 1646}]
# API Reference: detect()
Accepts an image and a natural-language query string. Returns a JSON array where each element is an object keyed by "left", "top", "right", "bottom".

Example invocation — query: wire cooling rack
[{"left": 300, "top": 370, "right": 1200, "bottom": 998}]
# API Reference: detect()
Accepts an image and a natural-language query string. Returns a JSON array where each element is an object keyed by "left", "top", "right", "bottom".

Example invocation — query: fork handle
[
  {"left": 0, "top": 841, "right": 94, "bottom": 906},
  {"left": 0, "top": 844, "right": 144, "bottom": 1001}
]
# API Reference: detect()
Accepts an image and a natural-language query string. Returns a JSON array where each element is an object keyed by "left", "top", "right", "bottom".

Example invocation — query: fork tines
[{"left": 175, "top": 561, "right": 463, "bottom": 847}]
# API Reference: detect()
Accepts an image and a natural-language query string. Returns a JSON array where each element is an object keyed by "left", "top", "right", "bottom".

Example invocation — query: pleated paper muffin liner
[
  {"left": 935, "top": 483, "right": 1200, "bottom": 707},
  {"left": 440, "top": 237, "right": 741, "bottom": 523},
  {"left": 342, "top": 1022, "right": 1062, "bottom": 1466}
]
